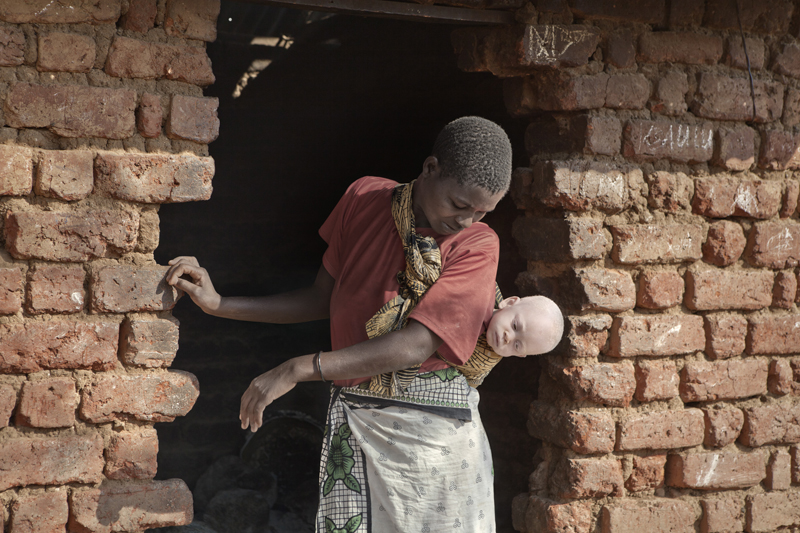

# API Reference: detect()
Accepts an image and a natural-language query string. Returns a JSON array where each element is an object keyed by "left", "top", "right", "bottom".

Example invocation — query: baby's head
[{"left": 486, "top": 295, "right": 563, "bottom": 357}]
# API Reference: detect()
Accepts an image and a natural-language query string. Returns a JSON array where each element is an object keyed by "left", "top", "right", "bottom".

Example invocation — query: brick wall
[
  {"left": 455, "top": 0, "right": 800, "bottom": 531},
  {"left": 0, "top": 0, "right": 219, "bottom": 530}
]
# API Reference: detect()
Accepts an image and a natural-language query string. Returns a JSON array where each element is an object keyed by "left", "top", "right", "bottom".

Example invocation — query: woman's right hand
[{"left": 165, "top": 256, "right": 222, "bottom": 314}]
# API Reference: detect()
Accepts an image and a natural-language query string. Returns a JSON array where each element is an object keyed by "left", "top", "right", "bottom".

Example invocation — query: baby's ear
[{"left": 498, "top": 296, "right": 520, "bottom": 309}]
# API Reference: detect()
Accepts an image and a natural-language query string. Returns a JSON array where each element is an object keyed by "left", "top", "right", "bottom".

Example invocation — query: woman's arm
[{"left": 239, "top": 320, "right": 443, "bottom": 431}]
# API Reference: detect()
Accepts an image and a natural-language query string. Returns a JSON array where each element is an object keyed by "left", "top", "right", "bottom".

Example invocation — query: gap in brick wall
[{"left": 154, "top": 11, "right": 535, "bottom": 533}]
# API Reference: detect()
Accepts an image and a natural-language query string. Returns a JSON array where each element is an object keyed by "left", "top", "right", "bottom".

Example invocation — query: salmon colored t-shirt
[{"left": 319, "top": 176, "right": 498, "bottom": 387}]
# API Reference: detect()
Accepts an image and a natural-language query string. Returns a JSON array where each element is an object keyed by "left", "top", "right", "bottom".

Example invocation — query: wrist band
[{"left": 315, "top": 351, "right": 327, "bottom": 383}]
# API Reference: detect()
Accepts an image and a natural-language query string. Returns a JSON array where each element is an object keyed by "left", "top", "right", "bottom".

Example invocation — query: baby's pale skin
[{"left": 485, "top": 295, "right": 563, "bottom": 357}]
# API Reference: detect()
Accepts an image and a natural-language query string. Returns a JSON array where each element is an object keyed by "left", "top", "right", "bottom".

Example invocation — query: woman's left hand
[{"left": 239, "top": 362, "right": 298, "bottom": 432}]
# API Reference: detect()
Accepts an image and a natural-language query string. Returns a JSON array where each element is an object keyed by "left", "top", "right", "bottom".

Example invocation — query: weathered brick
[
  {"left": 105, "top": 36, "right": 215, "bottom": 86},
  {"left": 768, "top": 359, "right": 797, "bottom": 395},
  {"left": 624, "top": 119, "right": 714, "bottom": 163},
  {"left": 783, "top": 88, "right": 800, "bottom": 128},
  {"left": 166, "top": 95, "right": 219, "bottom": 144},
  {"left": 510, "top": 166, "right": 534, "bottom": 210},
  {"left": 704, "top": 407, "right": 744, "bottom": 448},
  {"left": 69, "top": 479, "right": 193, "bottom": 533},
  {"left": 80, "top": 370, "right": 199, "bottom": 423},
  {"left": 748, "top": 315, "right": 800, "bottom": 355},
  {"left": 0, "top": 267, "right": 23, "bottom": 315},
  {"left": 0, "top": 384, "right": 15, "bottom": 427},
  {"left": 684, "top": 269, "right": 773, "bottom": 311},
  {"left": 713, "top": 127, "right": 755, "bottom": 171},
  {"left": 35, "top": 149, "right": 94, "bottom": 200},
  {"left": 120, "top": 0, "right": 157, "bottom": 33},
  {"left": 37, "top": 32, "right": 95, "bottom": 73},
  {"left": 692, "top": 73, "right": 783, "bottom": 123},
  {"left": 692, "top": 176, "right": 782, "bottom": 219},
  {"left": 119, "top": 316, "right": 179, "bottom": 368},
  {"left": 646, "top": 171, "right": 692, "bottom": 212},
  {"left": 525, "top": 115, "right": 621, "bottom": 156},
  {"left": 565, "top": 314, "right": 612, "bottom": 358},
  {"left": 605, "top": 74, "right": 650, "bottom": 109},
  {"left": 773, "top": 43, "right": 800, "bottom": 78},
  {"left": 792, "top": 446, "right": 800, "bottom": 484},
  {"left": 766, "top": 449, "right": 791, "bottom": 490},
  {"left": 635, "top": 360, "right": 679, "bottom": 402},
  {"left": 504, "top": 71, "right": 608, "bottom": 114},
  {"left": 0, "top": 435, "right": 103, "bottom": 491},
  {"left": 781, "top": 181, "right": 799, "bottom": 218},
  {"left": 515, "top": 496, "right": 593, "bottom": 533},
  {"left": 5, "top": 209, "right": 139, "bottom": 262},
  {"left": 773, "top": 271, "right": 797, "bottom": 308},
  {"left": 701, "top": 496, "right": 743, "bottom": 533},
  {"left": 740, "top": 403, "right": 800, "bottom": 446},
  {"left": 705, "top": 314, "right": 747, "bottom": 359},
  {"left": 617, "top": 409, "right": 705, "bottom": 451},
  {"left": 746, "top": 222, "right": 800, "bottom": 269},
  {"left": 137, "top": 92, "right": 162, "bottom": 138},
  {"left": 759, "top": 130, "right": 800, "bottom": 170},
  {"left": 94, "top": 152, "right": 214, "bottom": 203},
  {"left": 16, "top": 378, "right": 78, "bottom": 428},
  {"left": 680, "top": 359, "right": 768, "bottom": 401},
  {"left": 610, "top": 224, "right": 703, "bottom": 265},
  {"left": 667, "top": 0, "right": 703, "bottom": 27},
  {"left": 91, "top": 265, "right": 181, "bottom": 313},
  {"left": 0, "top": 25, "right": 25, "bottom": 66},
  {"left": 703, "top": 221, "right": 746, "bottom": 267},
  {"left": 650, "top": 70, "right": 689, "bottom": 116},
  {"left": 26, "top": 264, "right": 85, "bottom": 314},
  {"left": 527, "top": 402, "right": 615, "bottom": 454},
  {"left": 549, "top": 361, "right": 635, "bottom": 407},
  {"left": 532, "top": 160, "right": 642, "bottom": 212},
  {"left": 574, "top": 267, "right": 636, "bottom": 312},
  {"left": 601, "top": 499, "right": 695, "bottom": 533},
  {"left": 552, "top": 457, "right": 623, "bottom": 499},
  {"left": 0, "top": 144, "right": 33, "bottom": 196},
  {"left": 5, "top": 83, "right": 136, "bottom": 139},
  {"left": 637, "top": 270, "right": 684, "bottom": 309},
  {"left": 165, "top": 0, "right": 220, "bottom": 41},
  {"left": 10, "top": 488, "right": 68, "bottom": 533},
  {"left": 667, "top": 450, "right": 766, "bottom": 489},
  {"left": 0, "top": 1, "right": 120, "bottom": 23},
  {"left": 513, "top": 217, "right": 606, "bottom": 263},
  {"left": 609, "top": 315, "right": 705, "bottom": 357},
  {"left": 625, "top": 454, "right": 666, "bottom": 492},
  {"left": 0, "top": 322, "right": 117, "bottom": 373},
  {"left": 570, "top": 0, "right": 665, "bottom": 24},
  {"left": 105, "top": 428, "right": 158, "bottom": 479},
  {"left": 639, "top": 32, "right": 723, "bottom": 64},
  {"left": 704, "top": 0, "right": 793, "bottom": 34},
  {"left": 746, "top": 492, "right": 800, "bottom": 533},
  {"left": 606, "top": 30, "right": 636, "bottom": 69},
  {"left": 585, "top": 116, "right": 622, "bottom": 155},
  {"left": 725, "top": 36, "right": 766, "bottom": 70}
]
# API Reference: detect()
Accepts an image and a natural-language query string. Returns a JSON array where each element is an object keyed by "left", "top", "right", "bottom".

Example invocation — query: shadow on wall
[{"left": 153, "top": 7, "right": 535, "bottom": 532}]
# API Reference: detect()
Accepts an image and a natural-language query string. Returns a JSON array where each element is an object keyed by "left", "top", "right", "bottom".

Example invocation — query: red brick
[
  {"left": 0, "top": 435, "right": 103, "bottom": 491},
  {"left": 705, "top": 314, "right": 747, "bottom": 359},
  {"left": 713, "top": 127, "right": 755, "bottom": 171},
  {"left": 513, "top": 217, "right": 606, "bottom": 262},
  {"left": 759, "top": 130, "right": 800, "bottom": 170},
  {"left": 5, "top": 83, "right": 136, "bottom": 139},
  {"left": 610, "top": 224, "right": 703, "bottom": 265},
  {"left": 0, "top": 144, "right": 33, "bottom": 196},
  {"left": 566, "top": 314, "right": 612, "bottom": 358},
  {"left": 5, "top": 210, "right": 138, "bottom": 262},
  {"left": 703, "top": 408, "right": 744, "bottom": 448},
  {"left": 574, "top": 267, "right": 636, "bottom": 312},
  {"left": 623, "top": 119, "right": 714, "bottom": 163},
  {"left": 165, "top": 0, "right": 220, "bottom": 41},
  {"left": 585, "top": 116, "right": 622, "bottom": 155},
  {"left": 739, "top": 403, "right": 800, "bottom": 446},
  {"left": 94, "top": 152, "right": 214, "bottom": 203},
  {"left": 549, "top": 361, "right": 635, "bottom": 407},
  {"left": 525, "top": 115, "right": 621, "bottom": 156},
  {"left": 69, "top": 479, "right": 193, "bottom": 533},
  {"left": 16, "top": 378, "right": 78, "bottom": 428},
  {"left": 552, "top": 457, "right": 623, "bottom": 499},
  {"left": 609, "top": 315, "right": 705, "bottom": 357},
  {"left": 0, "top": 25, "right": 25, "bottom": 66},
  {"left": 532, "top": 160, "right": 641, "bottom": 212},
  {"left": 639, "top": 32, "right": 723, "bottom": 64},
  {"left": 104, "top": 36, "right": 215, "bottom": 87},
  {"left": 650, "top": 70, "right": 688, "bottom": 116},
  {"left": 703, "top": 221, "right": 746, "bottom": 267},
  {"left": 35, "top": 150, "right": 94, "bottom": 201},
  {"left": 91, "top": 265, "right": 181, "bottom": 313},
  {"left": 606, "top": 30, "right": 636, "bottom": 68},
  {"left": 704, "top": 0, "right": 793, "bottom": 34},
  {"left": 646, "top": 171, "right": 692, "bottom": 212},
  {"left": 746, "top": 492, "right": 800, "bottom": 533},
  {"left": 773, "top": 271, "right": 797, "bottom": 308},
  {"left": 80, "top": 370, "right": 199, "bottom": 423},
  {"left": 601, "top": 499, "right": 694, "bottom": 533},
  {"left": 510, "top": 167, "right": 534, "bottom": 210},
  {"left": 680, "top": 359, "right": 768, "bottom": 402},
  {"left": 105, "top": 428, "right": 158, "bottom": 479},
  {"left": 26, "top": 264, "right": 85, "bottom": 314},
  {"left": 693, "top": 176, "right": 782, "bottom": 219},
  {"left": 119, "top": 316, "right": 179, "bottom": 368},
  {"left": 746, "top": 222, "right": 800, "bottom": 269},
  {"left": 0, "top": 322, "right": 117, "bottom": 373},
  {"left": 120, "top": 0, "right": 157, "bottom": 33},
  {"left": 518, "top": 495, "right": 592, "bottom": 533},
  {"left": 783, "top": 88, "right": 800, "bottom": 128},
  {"left": 605, "top": 74, "right": 650, "bottom": 110},
  {"left": 766, "top": 449, "right": 791, "bottom": 490},
  {"left": 617, "top": 409, "right": 705, "bottom": 451},
  {"left": 637, "top": 270, "right": 683, "bottom": 309},
  {"left": 773, "top": 43, "right": 800, "bottom": 78},
  {"left": 725, "top": 36, "right": 766, "bottom": 70},
  {"left": 570, "top": 0, "right": 665, "bottom": 24},
  {"left": 768, "top": 359, "right": 796, "bottom": 395},
  {"left": 0, "top": 267, "right": 23, "bottom": 315},
  {"left": 748, "top": 315, "right": 800, "bottom": 355},
  {"left": 635, "top": 360, "right": 679, "bottom": 401},
  {"left": 692, "top": 73, "right": 783, "bottom": 123},
  {"left": 137, "top": 92, "right": 162, "bottom": 138},
  {"left": 166, "top": 95, "right": 219, "bottom": 144},
  {"left": 625, "top": 454, "right": 666, "bottom": 492},
  {"left": 684, "top": 269, "right": 772, "bottom": 311},
  {"left": 37, "top": 32, "right": 95, "bottom": 73},
  {"left": 0, "top": 1, "right": 121, "bottom": 23},
  {"left": 667, "top": 450, "right": 766, "bottom": 489},
  {"left": 701, "top": 496, "right": 743, "bottom": 533},
  {"left": 504, "top": 71, "right": 608, "bottom": 114},
  {"left": 527, "top": 402, "right": 615, "bottom": 454},
  {"left": 0, "top": 384, "right": 15, "bottom": 427},
  {"left": 10, "top": 489, "right": 68, "bottom": 533},
  {"left": 781, "top": 181, "right": 799, "bottom": 218}
]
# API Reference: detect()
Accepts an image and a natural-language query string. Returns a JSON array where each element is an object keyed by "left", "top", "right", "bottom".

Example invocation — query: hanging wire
[{"left": 736, "top": 0, "right": 758, "bottom": 122}]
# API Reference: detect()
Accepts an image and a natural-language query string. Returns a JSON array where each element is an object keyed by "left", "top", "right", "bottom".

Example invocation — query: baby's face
[{"left": 486, "top": 297, "right": 552, "bottom": 357}]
